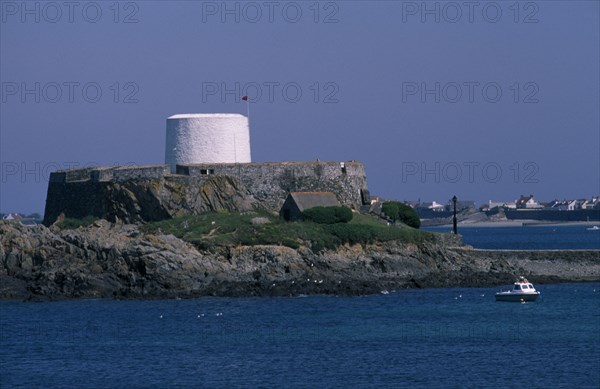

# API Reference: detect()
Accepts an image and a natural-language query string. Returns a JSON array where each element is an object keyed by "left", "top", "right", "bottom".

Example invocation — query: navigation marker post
[{"left": 452, "top": 195, "right": 458, "bottom": 234}]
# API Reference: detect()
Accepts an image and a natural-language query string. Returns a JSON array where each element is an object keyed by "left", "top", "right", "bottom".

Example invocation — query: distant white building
[
  {"left": 426, "top": 201, "right": 445, "bottom": 211},
  {"left": 516, "top": 195, "right": 543, "bottom": 209},
  {"left": 580, "top": 197, "right": 600, "bottom": 210},
  {"left": 2, "top": 213, "right": 37, "bottom": 227},
  {"left": 488, "top": 200, "right": 517, "bottom": 209},
  {"left": 567, "top": 200, "right": 578, "bottom": 211},
  {"left": 369, "top": 195, "right": 385, "bottom": 205}
]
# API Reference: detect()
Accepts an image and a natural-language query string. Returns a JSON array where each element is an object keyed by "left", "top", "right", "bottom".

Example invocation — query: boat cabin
[{"left": 513, "top": 283, "right": 535, "bottom": 291}]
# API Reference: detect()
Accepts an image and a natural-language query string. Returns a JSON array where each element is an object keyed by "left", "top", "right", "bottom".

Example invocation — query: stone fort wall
[
  {"left": 44, "top": 161, "right": 370, "bottom": 224},
  {"left": 175, "top": 161, "right": 368, "bottom": 209}
]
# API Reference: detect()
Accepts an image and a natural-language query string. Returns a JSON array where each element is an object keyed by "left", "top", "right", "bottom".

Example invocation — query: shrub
[
  {"left": 381, "top": 202, "right": 399, "bottom": 221},
  {"left": 398, "top": 204, "right": 420, "bottom": 229},
  {"left": 302, "top": 206, "right": 353, "bottom": 224},
  {"left": 382, "top": 201, "right": 420, "bottom": 229}
]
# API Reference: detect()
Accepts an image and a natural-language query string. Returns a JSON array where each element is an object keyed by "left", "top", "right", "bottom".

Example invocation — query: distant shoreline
[{"left": 424, "top": 220, "right": 600, "bottom": 228}]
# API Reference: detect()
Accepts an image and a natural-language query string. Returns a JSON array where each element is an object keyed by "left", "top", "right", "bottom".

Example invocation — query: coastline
[{"left": 1, "top": 220, "right": 599, "bottom": 301}]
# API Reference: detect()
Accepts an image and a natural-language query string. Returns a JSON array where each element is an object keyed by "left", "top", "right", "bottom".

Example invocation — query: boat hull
[{"left": 495, "top": 293, "right": 539, "bottom": 302}]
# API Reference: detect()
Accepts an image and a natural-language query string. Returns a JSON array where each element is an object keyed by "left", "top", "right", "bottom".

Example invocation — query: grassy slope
[{"left": 141, "top": 211, "right": 434, "bottom": 252}]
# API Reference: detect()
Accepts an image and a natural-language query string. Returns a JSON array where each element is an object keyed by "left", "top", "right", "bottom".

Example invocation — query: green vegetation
[
  {"left": 381, "top": 201, "right": 421, "bottom": 229},
  {"left": 302, "top": 206, "right": 353, "bottom": 224},
  {"left": 142, "top": 210, "right": 433, "bottom": 253},
  {"left": 56, "top": 216, "right": 99, "bottom": 229}
]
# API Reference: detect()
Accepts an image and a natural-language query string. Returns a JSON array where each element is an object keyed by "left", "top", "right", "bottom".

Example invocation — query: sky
[{"left": 1, "top": 0, "right": 599, "bottom": 214}]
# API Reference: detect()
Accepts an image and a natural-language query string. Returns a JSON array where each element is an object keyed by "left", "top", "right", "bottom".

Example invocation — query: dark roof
[
  {"left": 289, "top": 192, "right": 340, "bottom": 211},
  {"left": 517, "top": 195, "right": 534, "bottom": 205}
]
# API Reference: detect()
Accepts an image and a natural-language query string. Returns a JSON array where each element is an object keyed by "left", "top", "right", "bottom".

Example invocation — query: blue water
[
  {"left": 423, "top": 225, "right": 600, "bottom": 250},
  {"left": 1, "top": 283, "right": 599, "bottom": 388}
]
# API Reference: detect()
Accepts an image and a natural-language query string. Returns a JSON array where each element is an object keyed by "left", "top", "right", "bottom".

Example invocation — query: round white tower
[{"left": 165, "top": 113, "right": 251, "bottom": 168}]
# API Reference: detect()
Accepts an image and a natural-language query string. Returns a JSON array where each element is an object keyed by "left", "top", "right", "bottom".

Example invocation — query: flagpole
[{"left": 242, "top": 96, "right": 250, "bottom": 147}]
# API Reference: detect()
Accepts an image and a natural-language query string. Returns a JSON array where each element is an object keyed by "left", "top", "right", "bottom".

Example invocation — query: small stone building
[{"left": 279, "top": 192, "right": 340, "bottom": 221}]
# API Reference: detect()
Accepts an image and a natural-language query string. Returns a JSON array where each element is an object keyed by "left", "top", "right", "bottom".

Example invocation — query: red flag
[{"left": 241, "top": 95, "right": 248, "bottom": 101}]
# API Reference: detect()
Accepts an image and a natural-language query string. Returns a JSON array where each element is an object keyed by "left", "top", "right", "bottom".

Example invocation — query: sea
[
  {"left": 1, "top": 226, "right": 599, "bottom": 388},
  {"left": 423, "top": 224, "right": 600, "bottom": 250}
]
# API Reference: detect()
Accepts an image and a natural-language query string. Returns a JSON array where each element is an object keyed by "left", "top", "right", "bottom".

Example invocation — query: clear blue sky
[{"left": 1, "top": 1, "right": 599, "bottom": 214}]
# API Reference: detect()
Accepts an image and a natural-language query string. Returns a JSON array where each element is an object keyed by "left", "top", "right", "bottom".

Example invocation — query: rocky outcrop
[
  {"left": 1, "top": 221, "right": 599, "bottom": 300},
  {"left": 43, "top": 175, "right": 258, "bottom": 225}
]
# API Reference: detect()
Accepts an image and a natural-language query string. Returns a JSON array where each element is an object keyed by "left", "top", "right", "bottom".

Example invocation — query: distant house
[
  {"left": 547, "top": 196, "right": 600, "bottom": 211},
  {"left": 280, "top": 192, "right": 341, "bottom": 221},
  {"left": 579, "top": 199, "right": 598, "bottom": 210},
  {"left": 430, "top": 201, "right": 445, "bottom": 211},
  {"left": 488, "top": 200, "right": 517, "bottom": 209},
  {"left": 546, "top": 199, "right": 584, "bottom": 211},
  {"left": 516, "top": 195, "right": 542, "bottom": 209},
  {"left": 547, "top": 200, "right": 568, "bottom": 210},
  {"left": 369, "top": 195, "right": 385, "bottom": 205},
  {"left": 1, "top": 213, "right": 38, "bottom": 226},
  {"left": 2, "top": 213, "right": 22, "bottom": 221},
  {"left": 582, "top": 197, "right": 600, "bottom": 210},
  {"left": 417, "top": 201, "right": 445, "bottom": 211},
  {"left": 578, "top": 200, "right": 590, "bottom": 210},
  {"left": 567, "top": 200, "right": 579, "bottom": 211}
]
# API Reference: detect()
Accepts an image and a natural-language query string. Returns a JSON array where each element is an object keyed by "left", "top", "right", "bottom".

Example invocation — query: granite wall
[
  {"left": 176, "top": 161, "right": 368, "bottom": 209},
  {"left": 43, "top": 161, "right": 369, "bottom": 225}
]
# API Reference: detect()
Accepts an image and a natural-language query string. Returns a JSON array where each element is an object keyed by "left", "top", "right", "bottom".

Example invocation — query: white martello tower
[{"left": 165, "top": 113, "right": 251, "bottom": 170}]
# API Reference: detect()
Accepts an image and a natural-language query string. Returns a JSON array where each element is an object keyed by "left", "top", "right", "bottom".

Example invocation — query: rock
[
  {"left": 43, "top": 176, "right": 259, "bottom": 225},
  {"left": 251, "top": 217, "right": 270, "bottom": 225},
  {"left": 1, "top": 220, "right": 599, "bottom": 300}
]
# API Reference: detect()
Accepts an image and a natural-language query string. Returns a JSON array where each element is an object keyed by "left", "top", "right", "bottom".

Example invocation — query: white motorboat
[
  {"left": 495, "top": 277, "right": 540, "bottom": 302},
  {"left": 587, "top": 225, "right": 599, "bottom": 231}
]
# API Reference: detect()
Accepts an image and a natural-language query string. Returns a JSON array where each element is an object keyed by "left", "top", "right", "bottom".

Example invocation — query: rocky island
[
  {"left": 2, "top": 213, "right": 598, "bottom": 300},
  {"left": 2, "top": 114, "right": 598, "bottom": 300}
]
